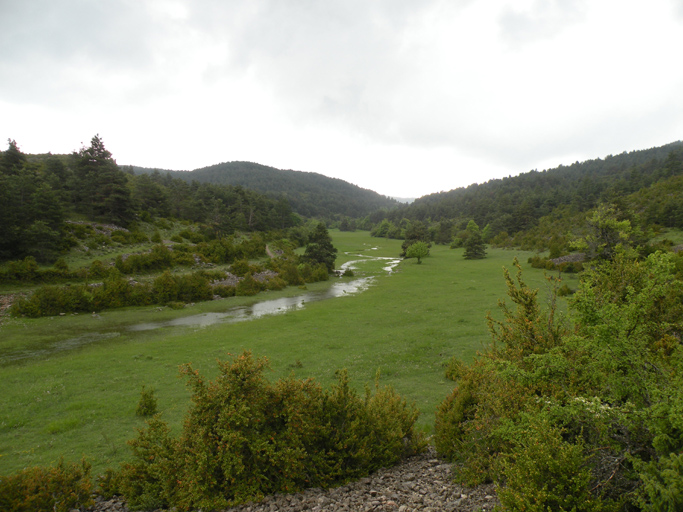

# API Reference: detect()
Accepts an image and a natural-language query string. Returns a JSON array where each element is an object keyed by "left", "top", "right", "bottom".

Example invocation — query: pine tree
[
  {"left": 73, "top": 135, "right": 133, "bottom": 226},
  {"left": 303, "top": 222, "right": 338, "bottom": 272},
  {"left": 463, "top": 220, "right": 487, "bottom": 259}
]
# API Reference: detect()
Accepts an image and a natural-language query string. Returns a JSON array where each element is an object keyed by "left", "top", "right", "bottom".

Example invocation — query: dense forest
[
  {"left": 369, "top": 141, "right": 683, "bottom": 254},
  {"left": 4, "top": 136, "right": 683, "bottom": 266},
  {"left": 0, "top": 136, "right": 300, "bottom": 263},
  {"left": 392, "top": 141, "right": 683, "bottom": 228},
  {"left": 131, "top": 161, "right": 399, "bottom": 219}
]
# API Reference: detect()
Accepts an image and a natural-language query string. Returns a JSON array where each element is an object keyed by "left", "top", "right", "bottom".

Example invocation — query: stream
[
  {"left": 1, "top": 252, "right": 401, "bottom": 364},
  {"left": 129, "top": 253, "right": 401, "bottom": 331}
]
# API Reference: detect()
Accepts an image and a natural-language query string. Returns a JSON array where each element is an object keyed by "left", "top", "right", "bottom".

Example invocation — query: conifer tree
[
  {"left": 303, "top": 222, "right": 338, "bottom": 272},
  {"left": 463, "top": 220, "right": 487, "bottom": 259}
]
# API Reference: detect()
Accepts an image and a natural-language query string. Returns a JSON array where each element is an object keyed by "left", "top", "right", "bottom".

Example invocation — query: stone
[{"left": 84, "top": 447, "right": 500, "bottom": 512}]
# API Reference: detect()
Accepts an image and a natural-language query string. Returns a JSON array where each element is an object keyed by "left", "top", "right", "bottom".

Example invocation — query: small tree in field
[
  {"left": 463, "top": 220, "right": 487, "bottom": 260},
  {"left": 406, "top": 241, "right": 430, "bottom": 264}
]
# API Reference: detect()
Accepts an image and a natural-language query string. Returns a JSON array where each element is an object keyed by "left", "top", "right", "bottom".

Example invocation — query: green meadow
[{"left": 0, "top": 231, "right": 575, "bottom": 476}]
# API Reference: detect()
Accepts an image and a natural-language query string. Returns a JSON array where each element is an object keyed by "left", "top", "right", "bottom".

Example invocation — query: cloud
[
  {"left": 1, "top": 0, "right": 682, "bottom": 197},
  {"left": 497, "top": 0, "right": 587, "bottom": 45}
]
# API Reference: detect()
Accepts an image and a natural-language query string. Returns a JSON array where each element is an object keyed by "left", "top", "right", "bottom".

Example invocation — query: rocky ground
[{"left": 89, "top": 447, "right": 500, "bottom": 512}]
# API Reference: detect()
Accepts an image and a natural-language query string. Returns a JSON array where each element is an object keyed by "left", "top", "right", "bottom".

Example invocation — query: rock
[{"left": 85, "top": 447, "right": 499, "bottom": 512}]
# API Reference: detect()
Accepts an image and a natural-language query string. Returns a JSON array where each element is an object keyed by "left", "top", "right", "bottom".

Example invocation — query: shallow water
[
  {"left": 1, "top": 252, "right": 402, "bottom": 364},
  {"left": 128, "top": 277, "right": 375, "bottom": 331}
]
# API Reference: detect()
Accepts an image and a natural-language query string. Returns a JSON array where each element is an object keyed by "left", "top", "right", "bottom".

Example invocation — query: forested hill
[
  {"left": 133, "top": 161, "right": 399, "bottom": 219},
  {"left": 383, "top": 141, "right": 683, "bottom": 234}
]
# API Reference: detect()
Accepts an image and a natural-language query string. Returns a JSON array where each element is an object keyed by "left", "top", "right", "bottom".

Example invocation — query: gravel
[{"left": 88, "top": 447, "right": 499, "bottom": 512}]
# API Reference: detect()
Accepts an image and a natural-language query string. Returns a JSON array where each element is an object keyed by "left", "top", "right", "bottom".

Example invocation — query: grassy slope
[{"left": 0, "top": 231, "right": 574, "bottom": 476}]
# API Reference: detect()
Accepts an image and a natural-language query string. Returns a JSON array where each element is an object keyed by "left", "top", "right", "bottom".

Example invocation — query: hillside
[
  {"left": 384, "top": 141, "right": 683, "bottom": 235},
  {"left": 0, "top": 137, "right": 302, "bottom": 263},
  {"left": 132, "top": 161, "right": 399, "bottom": 219}
]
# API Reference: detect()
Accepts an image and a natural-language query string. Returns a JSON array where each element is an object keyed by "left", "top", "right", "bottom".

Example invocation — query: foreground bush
[
  {"left": 113, "top": 352, "right": 425, "bottom": 510},
  {"left": 0, "top": 458, "right": 93, "bottom": 512},
  {"left": 435, "top": 253, "right": 683, "bottom": 511}
]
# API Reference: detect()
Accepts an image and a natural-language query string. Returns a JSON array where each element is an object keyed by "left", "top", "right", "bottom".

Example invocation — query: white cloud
[{"left": 1, "top": 0, "right": 682, "bottom": 198}]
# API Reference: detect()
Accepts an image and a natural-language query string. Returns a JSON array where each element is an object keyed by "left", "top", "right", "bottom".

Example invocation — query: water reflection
[
  {"left": 129, "top": 277, "right": 374, "bottom": 331},
  {"left": 2, "top": 251, "right": 402, "bottom": 364}
]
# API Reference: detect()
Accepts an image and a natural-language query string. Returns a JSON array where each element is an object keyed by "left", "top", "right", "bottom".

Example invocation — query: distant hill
[
  {"left": 383, "top": 141, "right": 683, "bottom": 235},
  {"left": 391, "top": 197, "right": 415, "bottom": 204},
  {"left": 132, "top": 161, "right": 399, "bottom": 219}
]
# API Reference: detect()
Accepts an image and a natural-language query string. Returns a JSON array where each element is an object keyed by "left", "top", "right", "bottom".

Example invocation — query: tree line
[
  {"left": 0, "top": 136, "right": 300, "bottom": 263},
  {"left": 133, "top": 160, "right": 400, "bottom": 220}
]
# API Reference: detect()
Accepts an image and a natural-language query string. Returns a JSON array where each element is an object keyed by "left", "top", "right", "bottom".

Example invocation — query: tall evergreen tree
[
  {"left": 303, "top": 222, "right": 338, "bottom": 272},
  {"left": 463, "top": 220, "right": 487, "bottom": 259},
  {"left": 73, "top": 135, "right": 133, "bottom": 226}
]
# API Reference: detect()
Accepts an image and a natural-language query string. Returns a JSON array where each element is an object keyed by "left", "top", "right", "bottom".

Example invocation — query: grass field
[{"left": 0, "top": 231, "right": 576, "bottom": 476}]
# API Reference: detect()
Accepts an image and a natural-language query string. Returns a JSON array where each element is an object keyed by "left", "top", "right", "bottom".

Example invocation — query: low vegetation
[
  {"left": 106, "top": 352, "right": 424, "bottom": 510},
  {"left": 3, "top": 137, "right": 683, "bottom": 511},
  {"left": 435, "top": 252, "right": 683, "bottom": 510}
]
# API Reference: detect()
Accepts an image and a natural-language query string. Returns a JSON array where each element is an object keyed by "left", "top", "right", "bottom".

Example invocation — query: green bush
[
  {"left": 310, "top": 262, "right": 330, "bottom": 282},
  {"left": 153, "top": 271, "right": 179, "bottom": 304},
  {"left": 110, "top": 230, "right": 131, "bottom": 244},
  {"left": 178, "top": 229, "right": 204, "bottom": 243},
  {"left": 89, "top": 259, "right": 110, "bottom": 278},
  {"left": 212, "top": 284, "right": 236, "bottom": 297},
  {"left": 274, "top": 259, "right": 305, "bottom": 286},
  {"left": 12, "top": 284, "right": 95, "bottom": 317},
  {"left": 136, "top": 386, "right": 158, "bottom": 417},
  {"left": 496, "top": 416, "right": 608, "bottom": 512},
  {"left": 435, "top": 253, "right": 683, "bottom": 509},
  {"left": 114, "top": 352, "right": 424, "bottom": 510},
  {"left": 230, "top": 259, "right": 261, "bottom": 277},
  {"left": 131, "top": 231, "right": 150, "bottom": 243},
  {"left": 263, "top": 276, "right": 287, "bottom": 291},
  {"left": 176, "top": 273, "right": 212, "bottom": 302},
  {"left": 0, "top": 458, "right": 93, "bottom": 512},
  {"left": 236, "top": 273, "right": 261, "bottom": 296},
  {"left": 637, "top": 452, "right": 683, "bottom": 511}
]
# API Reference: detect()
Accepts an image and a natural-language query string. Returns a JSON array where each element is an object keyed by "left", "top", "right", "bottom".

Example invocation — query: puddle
[
  {"left": 1, "top": 332, "right": 121, "bottom": 365},
  {"left": 2, "top": 250, "right": 402, "bottom": 363},
  {"left": 128, "top": 277, "right": 374, "bottom": 331},
  {"left": 340, "top": 253, "right": 401, "bottom": 274}
]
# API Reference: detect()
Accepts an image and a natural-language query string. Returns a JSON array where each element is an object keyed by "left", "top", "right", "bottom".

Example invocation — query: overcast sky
[{"left": 2, "top": 1, "right": 682, "bottom": 198}]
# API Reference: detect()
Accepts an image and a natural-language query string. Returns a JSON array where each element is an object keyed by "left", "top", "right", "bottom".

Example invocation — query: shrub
[
  {"left": 110, "top": 230, "right": 131, "bottom": 244},
  {"left": 435, "top": 253, "right": 683, "bottom": 509},
  {"left": 230, "top": 259, "right": 260, "bottom": 277},
  {"left": 212, "top": 284, "right": 236, "bottom": 297},
  {"left": 153, "top": 271, "right": 179, "bottom": 304},
  {"left": 263, "top": 276, "right": 287, "bottom": 291},
  {"left": 637, "top": 452, "right": 683, "bottom": 511},
  {"left": 496, "top": 416, "right": 608, "bottom": 512},
  {"left": 178, "top": 229, "right": 204, "bottom": 243},
  {"left": 131, "top": 231, "right": 150, "bottom": 243},
  {"left": 276, "top": 260, "right": 305, "bottom": 286},
  {"left": 310, "top": 262, "right": 330, "bottom": 282},
  {"left": 89, "top": 259, "right": 110, "bottom": 278},
  {"left": 176, "top": 273, "right": 212, "bottom": 302},
  {"left": 0, "top": 458, "right": 93, "bottom": 512},
  {"left": 12, "top": 284, "right": 95, "bottom": 317},
  {"left": 136, "top": 386, "right": 158, "bottom": 417},
  {"left": 115, "top": 352, "right": 424, "bottom": 510},
  {"left": 236, "top": 273, "right": 261, "bottom": 296}
]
